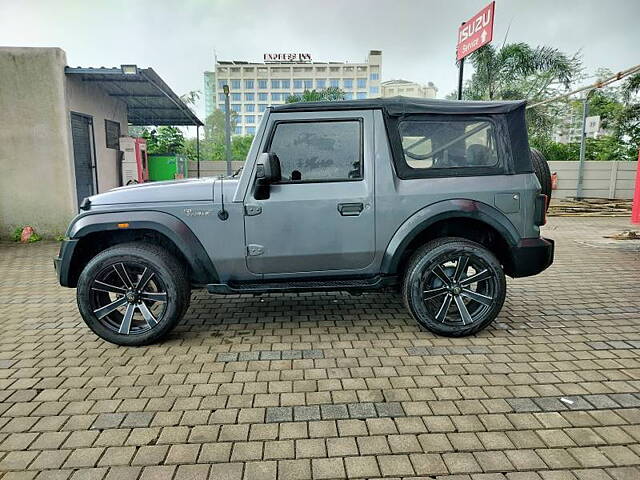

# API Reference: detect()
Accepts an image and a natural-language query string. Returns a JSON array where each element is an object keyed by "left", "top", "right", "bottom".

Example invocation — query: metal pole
[
  {"left": 577, "top": 92, "right": 590, "bottom": 199},
  {"left": 196, "top": 125, "right": 200, "bottom": 178},
  {"left": 223, "top": 85, "right": 232, "bottom": 176},
  {"left": 457, "top": 58, "right": 465, "bottom": 100},
  {"left": 457, "top": 21, "right": 465, "bottom": 100}
]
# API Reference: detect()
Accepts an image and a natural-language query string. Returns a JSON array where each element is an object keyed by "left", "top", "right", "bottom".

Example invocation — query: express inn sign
[
  {"left": 457, "top": 1, "right": 495, "bottom": 61},
  {"left": 264, "top": 53, "right": 312, "bottom": 62}
]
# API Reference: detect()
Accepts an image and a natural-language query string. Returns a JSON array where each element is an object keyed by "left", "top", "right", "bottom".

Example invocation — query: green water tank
[{"left": 148, "top": 155, "right": 186, "bottom": 181}]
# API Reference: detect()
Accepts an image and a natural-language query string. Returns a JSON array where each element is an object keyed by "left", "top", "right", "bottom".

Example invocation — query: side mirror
[{"left": 255, "top": 152, "right": 281, "bottom": 184}]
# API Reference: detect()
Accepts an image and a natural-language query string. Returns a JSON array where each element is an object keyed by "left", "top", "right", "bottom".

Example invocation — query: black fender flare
[
  {"left": 66, "top": 210, "right": 217, "bottom": 286},
  {"left": 380, "top": 199, "right": 520, "bottom": 275}
]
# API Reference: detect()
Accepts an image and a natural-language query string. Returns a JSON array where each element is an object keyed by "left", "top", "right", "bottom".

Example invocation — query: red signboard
[{"left": 457, "top": 1, "right": 495, "bottom": 61}]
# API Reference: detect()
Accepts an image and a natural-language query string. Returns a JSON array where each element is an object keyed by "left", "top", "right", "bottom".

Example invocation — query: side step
[{"left": 207, "top": 276, "right": 396, "bottom": 295}]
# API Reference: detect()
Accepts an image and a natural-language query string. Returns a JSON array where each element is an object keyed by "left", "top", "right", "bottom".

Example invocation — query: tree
[
  {"left": 180, "top": 90, "right": 201, "bottom": 109},
  {"left": 464, "top": 43, "right": 580, "bottom": 101},
  {"left": 286, "top": 87, "right": 346, "bottom": 103},
  {"left": 463, "top": 43, "right": 582, "bottom": 144},
  {"left": 205, "top": 108, "right": 238, "bottom": 142},
  {"left": 141, "top": 126, "right": 185, "bottom": 155}
]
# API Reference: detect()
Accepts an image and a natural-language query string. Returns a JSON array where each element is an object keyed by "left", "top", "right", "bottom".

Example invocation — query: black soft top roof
[{"left": 271, "top": 96, "right": 526, "bottom": 116}]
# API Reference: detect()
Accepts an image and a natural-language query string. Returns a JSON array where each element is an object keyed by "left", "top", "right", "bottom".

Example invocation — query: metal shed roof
[{"left": 65, "top": 65, "right": 203, "bottom": 126}]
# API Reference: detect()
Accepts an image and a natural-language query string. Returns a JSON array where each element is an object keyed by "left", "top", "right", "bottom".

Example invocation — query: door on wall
[{"left": 70, "top": 113, "right": 97, "bottom": 210}]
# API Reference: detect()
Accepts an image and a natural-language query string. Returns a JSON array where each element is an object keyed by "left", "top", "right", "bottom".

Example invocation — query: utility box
[
  {"left": 119, "top": 137, "right": 148, "bottom": 185},
  {"left": 148, "top": 154, "right": 187, "bottom": 181}
]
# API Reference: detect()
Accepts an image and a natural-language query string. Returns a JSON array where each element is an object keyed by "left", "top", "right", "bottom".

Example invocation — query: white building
[
  {"left": 381, "top": 79, "right": 438, "bottom": 99},
  {"left": 204, "top": 51, "right": 382, "bottom": 136}
]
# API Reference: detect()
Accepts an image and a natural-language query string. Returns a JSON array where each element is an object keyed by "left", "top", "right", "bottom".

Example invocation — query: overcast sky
[{"left": 2, "top": 0, "right": 639, "bottom": 118}]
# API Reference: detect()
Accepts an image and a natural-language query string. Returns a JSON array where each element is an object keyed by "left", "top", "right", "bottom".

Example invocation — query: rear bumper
[
  {"left": 54, "top": 239, "right": 79, "bottom": 287},
  {"left": 506, "top": 237, "right": 554, "bottom": 278}
]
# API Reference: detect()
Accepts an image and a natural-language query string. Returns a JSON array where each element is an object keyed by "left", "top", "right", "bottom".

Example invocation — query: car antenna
[{"left": 217, "top": 174, "right": 229, "bottom": 221}]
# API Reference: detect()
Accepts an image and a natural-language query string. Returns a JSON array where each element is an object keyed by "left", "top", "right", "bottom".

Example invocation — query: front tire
[
  {"left": 77, "top": 243, "right": 190, "bottom": 346},
  {"left": 402, "top": 238, "right": 506, "bottom": 337}
]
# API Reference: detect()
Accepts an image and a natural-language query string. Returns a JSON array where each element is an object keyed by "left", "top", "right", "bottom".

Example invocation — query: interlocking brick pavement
[{"left": 1, "top": 217, "right": 640, "bottom": 479}]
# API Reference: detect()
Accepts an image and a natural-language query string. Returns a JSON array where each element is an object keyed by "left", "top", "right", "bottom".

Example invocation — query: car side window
[
  {"left": 399, "top": 119, "right": 498, "bottom": 170},
  {"left": 268, "top": 120, "right": 362, "bottom": 182}
]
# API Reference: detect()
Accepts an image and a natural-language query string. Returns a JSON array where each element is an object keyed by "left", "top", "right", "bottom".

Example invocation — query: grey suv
[{"left": 55, "top": 98, "right": 554, "bottom": 345}]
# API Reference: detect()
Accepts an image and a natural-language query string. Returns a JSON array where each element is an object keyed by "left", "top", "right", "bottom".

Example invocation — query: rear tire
[
  {"left": 402, "top": 238, "right": 506, "bottom": 337},
  {"left": 77, "top": 243, "right": 190, "bottom": 346},
  {"left": 530, "top": 148, "right": 552, "bottom": 208}
]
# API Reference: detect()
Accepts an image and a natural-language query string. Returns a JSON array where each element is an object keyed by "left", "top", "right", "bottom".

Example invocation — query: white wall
[
  {"left": 0, "top": 47, "right": 76, "bottom": 236},
  {"left": 65, "top": 76, "right": 129, "bottom": 193},
  {"left": 548, "top": 161, "right": 638, "bottom": 200}
]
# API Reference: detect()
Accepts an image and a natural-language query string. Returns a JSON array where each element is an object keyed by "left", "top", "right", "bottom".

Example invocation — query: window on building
[
  {"left": 218, "top": 79, "right": 228, "bottom": 88},
  {"left": 343, "top": 78, "right": 353, "bottom": 89},
  {"left": 245, "top": 104, "right": 255, "bottom": 112},
  {"left": 231, "top": 93, "right": 241, "bottom": 101},
  {"left": 370, "top": 86, "right": 379, "bottom": 95},
  {"left": 219, "top": 103, "right": 226, "bottom": 112},
  {"left": 258, "top": 93, "right": 268, "bottom": 101},
  {"left": 258, "top": 79, "right": 268, "bottom": 89},
  {"left": 259, "top": 104, "right": 268, "bottom": 113},
  {"left": 245, "top": 79, "right": 254, "bottom": 89},
  {"left": 293, "top": 79, "right": 303, "bottom": 89},
  {"left": 245, "top": 115, "right": 255, "bottom": 124},
  {"left": 218, "top": 93, "right": 226, "bottom": 101},
  {"left": 231, "top": 67, "right": 240, "bottom": 73},
  {"left": 271, "top": 93, "right": 282, "bottom": 101},
  {"left": 231, "top": 104, "right": 241, "bottom": 112},
  {"left": 316, "top": 79, "right": 326, "bottom": 89},
  {"left": 247, "top": 126, "right": 256, "bottom": 135},
  {"left": 231, "top": 79, "right": 240, "bottom": 89},
  {"left": 344, "top": 92, "right": 353, "bottom": 100},
  {"left": 105, "top": 120, "right": 120, "bottom": 149},
  {"left": 370, "top": 73, "right": 379, "bottom": 81},
  {"left": 281, "top": 79, "right": 290, "bottom": 89},
  {"left": 245, "top": 93, "right": 255, "bottom": 101},
  {"left": 244, "top": 67, "right": 254, "bottom": 73},
  {"left": 330, "top": 67, "right": 340, "bottom": 72},
  {"left": 357, "top": 78, "right": 367, "bottom": 88},
  {"left": 271, "top": 79, "right": 281, "bottom": 89},
  {"left": 235, "top": 126, "right": 242, "bottom": 135},
  {"left": 356, "top": 92, "right": 367, "bottom": 100},
  {"left": 398, "top": 119, "right": 499, "bottom": 172},
  {"left": 303, "top": 79, "right": 313, "bottom": 89},
  {"left": 268, "top": 121, "right": 362, "bottom": 182},
  {"left": 329, "top": 78, "right": 339, "bottom": 87}
]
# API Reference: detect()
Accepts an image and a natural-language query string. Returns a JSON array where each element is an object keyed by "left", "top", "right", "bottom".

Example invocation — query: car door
[{"left": 243, "top": 110, "right": 375, "bottom": 276}]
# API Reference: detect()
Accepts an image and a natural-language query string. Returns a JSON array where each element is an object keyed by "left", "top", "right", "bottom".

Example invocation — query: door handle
[{"left": 338, "top": 202, "right": 364, "bottom": 216}]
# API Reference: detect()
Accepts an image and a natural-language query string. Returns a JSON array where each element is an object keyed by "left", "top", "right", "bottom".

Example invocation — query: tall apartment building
[
  {"left": 204, "top": 50, "right": 382, "bottom": 135},
  {"left": 381, "top": 79, "right": 438, "bottom": 99}
]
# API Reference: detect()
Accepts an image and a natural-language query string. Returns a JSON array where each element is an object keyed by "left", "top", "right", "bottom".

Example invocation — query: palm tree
[
  {"left": 464, "top": 43, "right": 580, "bottom": 101},
  {"left": 286, "top": 87, "right": 346, "bottom": 103}
]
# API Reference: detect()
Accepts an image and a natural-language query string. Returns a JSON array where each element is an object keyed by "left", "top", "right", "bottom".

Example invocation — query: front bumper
[
  {"left": 506, "top": 237, "right": 554, "bottom": 278},
  {"left": 54, "top": 239, "right": 79, "bottom": 287}
]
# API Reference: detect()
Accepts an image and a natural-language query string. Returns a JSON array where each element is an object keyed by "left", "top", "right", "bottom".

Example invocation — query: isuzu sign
[
  {"left": 457, "top": 1, "right": 495, "bottom": 60},
  {"left": 264, "top": 53, "right": 312, "bottom": 62}
]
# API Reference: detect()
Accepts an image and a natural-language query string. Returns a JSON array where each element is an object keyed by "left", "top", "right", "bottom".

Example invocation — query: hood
[{"left": 88, "top": 177, "right": 215, "bottom": 206}]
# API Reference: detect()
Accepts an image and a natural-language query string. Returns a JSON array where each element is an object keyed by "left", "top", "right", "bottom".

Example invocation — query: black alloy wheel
[
  {"left": 77, "top": 243, "right": 190, "bottom": 346},
  {"left": 89, "top": 262, "right": 167, "bottom": 335},
  {"left": 403, "top": 238, "right": 506, "bottom": 337}
]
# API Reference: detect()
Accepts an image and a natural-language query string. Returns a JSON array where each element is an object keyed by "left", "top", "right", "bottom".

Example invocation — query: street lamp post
[
  {"left": 223, "top": 84, "right": 232, "bottom": 177},
  {"left": 576, "top": 90, "right": 593, "bottom": 199}
]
